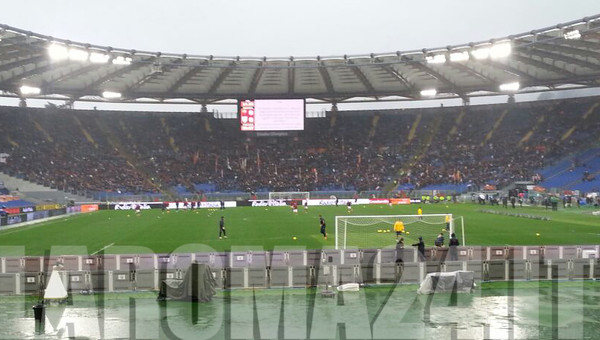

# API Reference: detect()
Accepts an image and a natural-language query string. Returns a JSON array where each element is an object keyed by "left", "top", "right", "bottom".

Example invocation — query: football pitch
[{"left": 0, "top": 203, "right": 599, "bottom": 256}]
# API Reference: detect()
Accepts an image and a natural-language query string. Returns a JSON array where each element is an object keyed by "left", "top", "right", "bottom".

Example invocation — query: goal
[
  {"left": 335, "top": 214, "right": 457, "bottom": 250},
  {"left": 268, "top": 191, "right": 310, "bottom": 201}
]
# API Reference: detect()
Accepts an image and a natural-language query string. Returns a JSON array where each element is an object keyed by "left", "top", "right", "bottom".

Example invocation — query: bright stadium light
[
  {"left": 102, "top": 91, "right": 122, "bottom": 99},
  {"left": 426, "top": 54, "right": 446, "bottom": 64},
  {"left": 47, "top": 43, "right": 69, "bottom": 61},
  {"left": 499, "top": 81, "right": 520, "bottom": 92},
  {"left": 490, "top": 41, "right": 512, "bottom": 59},
  {"left": 112, "top": 56, "right": 132, "bottom": 65},
  {"left": 420, "top": 89, "right": 437, "bottom": 97},
  {"left": 449, "top": 51, "right": 469, "bottom": 62},
  {"left": 471, "top": 46, "right": 490, "bottom": 60},
  {"left": 564, "top": 30, "right": 581, "bottom": 40},
  {"left": 68, "top": 48, "right": 89, "bottom": 62},
  {"left": 20, "top": 85, "right": 41, "bottom": 96},
  {"left": 89, "top": 52, "right": 110, "bottom": 64}
]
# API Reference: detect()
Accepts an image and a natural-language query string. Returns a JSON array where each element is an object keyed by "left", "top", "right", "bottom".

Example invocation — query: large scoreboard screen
[{"left": 239, "top": 99, "right": 305, "bottom": 131}]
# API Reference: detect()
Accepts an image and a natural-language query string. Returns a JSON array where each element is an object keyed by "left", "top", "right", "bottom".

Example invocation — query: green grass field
[{"left": 0, "top": 203, "right": 599, "bottom": 256}]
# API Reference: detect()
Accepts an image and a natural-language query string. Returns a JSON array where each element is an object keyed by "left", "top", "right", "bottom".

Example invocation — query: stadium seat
[
  {"left": 173, "top": 253, "right": 193, "bottom": 269},
  {"left": 61, "top": 256, "right": 81, "bottom": 271},
  {"left": 3, "top": 257, "right": 22, "bottom": 273},
  {"left": 466, "top": 261, "right": 484, "bottom": 281},
  {"left": 485, "top": 260, "right": 507, "bottom": 281},
  {"left": 444, "top": 261, "right": 464, "bottom": 273},
  {"left": 425, "top": 262, "right": 443, "bottom": 275},
  {"left": 137, "top": 254, "right": 157, "bottom": 270},
  {"left": 21, "top": 272, "right": 43, "bottom": 294},
  {"left": 135, "top": 270, "right": 157, "bottom": 290},
  {"left": 488, "top": 247, "right": 508, "bottom": 261},
  {"left": 432, "top": 248, "right": 449, "bottom": 263},
  {"left": 66, "top": 271, "right": 88, "bottom": 291},
  {"left": 212, "top": 252, "right": 230, "bottom": 268},
  {"left": 248, "top": 268, "right": 268, "bottom": 288},
  {"left": 23, "top": 257, "right": 42, "bottom": 273},
  {"left": 543, "top": 246, "right": 561, "bottom": 260},
  {"left": 119, "top": 255, "right": 137, "bottom": 271},
  {"left": 571, "top": 259, "right": 593, "bottom": 280},
  {"left": 547, "top": 259, "right": 570, "bottom": 280},
  {"left": 269, "top": 251, "right": 288, "bottom": 267},
  {"left": 315, "top": 265, "right": 336, "bottom": 286},
  {"left": 524, "top": 246, "right": 543, "bottom": 261},
  {"left": 111, "top": 270, "right": 134, "bottom": 291},
  {"left": 529, "top": 260, "right": 548, "bottom": 280},
  {"left": 248, "top": 251, "right": 268, "bottom": 268},
  {"left": 595, "top": 260, "right": 600, "bottom": 280},
  {"left": 269, "top": 266, "right": 290, "bottom": 287},
  {"left": 291, "top": 266, "right": 310, "bottom": 287},
  {"left": 342, "top": 249, "right": 360, "bottom": 265},
  {"left": 0, "top": 274, "right": 17, "bottom": 294},
  {"left": 194, "top": 252, "right": 212, "bottom": 265},
  {"left": 399, "top": 263, "right": 421, "bottom": 283},
  {"left": 507, "top": 260, "right": 528, "bottom": 280},
  {"left": 306, "top": 250, "right": 323, "bottom": 267},
  {"left": 378, "top": 263, "right": 398, "bottom": 283},
  {"left": 337, "top": 265, "right": 359, "bottom": 284},
  {"left": 580, "top": 245, "right": 599, "bottom": 259},
  {"left": 101, "top": 255, "right": 118, "bottom": 271},
  {"left": 225, "top": 268, "right": 246, "bottom": 288},
  {"left": 288, "top": 251, "right": 307, "bottom": 266},
  {"left": 231, "top": 252, "right": 249, "bottom": 268},
  {"left": 322, "top": 249, "right": 342, "bottom": 265},
  {"left": 454, "top": 247, "right": 470, "bottom": 261},
  {"left": 507, "top": 246, "right": 525, "bottom": 261},
  {"left": 469, "top": 247, "right": 486, "bottom": 261},
  {"left": 89, "top": 271, "right": 107, "bottom": 291},
  {"left": 157, "top": 254, "right": 176, "bottom": 270},
  {"left": 379, "top": 248, "right": 397, "bottom": 264},
  {"left": 561, "top": 246, "right": 578, "bottom": 259}
]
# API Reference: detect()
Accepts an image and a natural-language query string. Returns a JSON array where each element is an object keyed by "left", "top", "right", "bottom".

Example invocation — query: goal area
[
  {"left": 268, "top": 191, "right": 310, "bottom": 201},
  {"left": 335, "top": 214, "right": 457, "bottom": 250}
]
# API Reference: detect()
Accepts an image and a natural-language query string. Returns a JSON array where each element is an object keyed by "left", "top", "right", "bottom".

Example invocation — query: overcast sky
[{"left": 1, "top": 0, "right": 599, "bottom": 57}]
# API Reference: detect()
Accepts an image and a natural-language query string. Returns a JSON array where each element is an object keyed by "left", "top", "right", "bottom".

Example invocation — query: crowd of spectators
[{"left": 0, "top": 97, "right": 598, "bottom": 197}]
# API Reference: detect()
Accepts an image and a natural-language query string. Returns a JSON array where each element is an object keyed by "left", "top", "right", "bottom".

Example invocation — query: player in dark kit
[
  {"left": 219, "top": 216, "right": 227, "bottom": 239},
  {"left": 319, "top": 214, "right": 328, "bottom": 240}
]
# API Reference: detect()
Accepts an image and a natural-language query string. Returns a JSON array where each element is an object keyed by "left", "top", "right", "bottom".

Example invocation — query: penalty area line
[{"left": 91, "top": 242, "right": 114, "bottom": 255}]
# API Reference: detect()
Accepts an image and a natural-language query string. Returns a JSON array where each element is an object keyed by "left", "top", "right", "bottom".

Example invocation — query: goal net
[
  {"left": 268, "top": 191, "right": 310, "bottom": 201},
  {"left": 335, "top": 214, "right": 454, "bottom": 250}
]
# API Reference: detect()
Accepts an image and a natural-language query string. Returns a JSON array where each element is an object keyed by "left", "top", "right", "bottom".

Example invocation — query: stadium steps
[
  {"left": 0, "top": 172, "right": 92, "bottom": 203},
  {"left": 480, "top": 109, "right": 508, "bottom": 146},
  {"left": 446, "top": 108, "right": 465, "bottom": 142},
  {"left": 93, "top": 117, "right": 172, "bottom": 198}
]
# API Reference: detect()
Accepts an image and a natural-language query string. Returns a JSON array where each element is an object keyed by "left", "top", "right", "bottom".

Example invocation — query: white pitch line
[{"left": 91, "top": 242, "right": 114, "bottom": 255}]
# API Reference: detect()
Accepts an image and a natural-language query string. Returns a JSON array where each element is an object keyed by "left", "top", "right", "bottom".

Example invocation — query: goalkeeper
[{"left": 393, "top": 219, "right": 405, "bottom": 239}]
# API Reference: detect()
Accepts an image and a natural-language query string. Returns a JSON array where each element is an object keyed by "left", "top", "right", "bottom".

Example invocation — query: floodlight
[
  {"left": 426, "top": 54, "right": 446, "bottom": 64},
  {"left": 563, "top": 30, "right": 581, "bottom": 40},
  {"left": 499, "top": 82, "right": 520, "bottom": 92},
  {"left": 68, "top": 48, "right": 89, "bottom": 62},
  {"left": 490, "top": 42, "right": 511, "bottom": 59},
  {"left": 471, "top": 46, "right": 490, "bottom": 60},
  {"left": 47, "top": 43, "right": 69, "bottom": 61},
  {"left": 420, "top": 89, "right": 437, "bottom": 97},
  {"left": 102, "top": 91, "right": 122, "bottom": 99},
  {"left": 20, "top": 85, "right": 41, "bottom": 96},
  {"left": 112, "top": 56, "right": 132, "bottom": 65},
  {"left": 89, "top": 52, "right": 110, "bottom": 64},
  {"left": 449, "top": 51, "right": 469, "bottom": 62}
]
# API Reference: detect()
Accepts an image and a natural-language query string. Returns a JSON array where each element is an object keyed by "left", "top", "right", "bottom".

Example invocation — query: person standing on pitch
[
  {"left": 412, "top": 236, "right": 426, "bottom": 261},
  {"left": 395, "top": 237, "right": 405, "bottom": 263},
  {"left": 219, "top": 216, "right": 227, "bottom": 239},
  {"left": 449, "top": 233, "right": 460, "bottom": 261},
  {"left": 319, "top": 214, "right": 328, "bottom": 240}
]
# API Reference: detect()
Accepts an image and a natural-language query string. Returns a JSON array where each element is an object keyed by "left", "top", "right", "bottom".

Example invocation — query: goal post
[
  {"left": 335, "top": 214, "right": 455, "bottom": 250},
  {"left": 268, "top": 191, "right": 310, "bottom": 201}
]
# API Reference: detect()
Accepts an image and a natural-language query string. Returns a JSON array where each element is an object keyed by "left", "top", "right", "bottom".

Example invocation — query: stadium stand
[{"left": 0, "top": 97, "right": 599, "bottom": 200}]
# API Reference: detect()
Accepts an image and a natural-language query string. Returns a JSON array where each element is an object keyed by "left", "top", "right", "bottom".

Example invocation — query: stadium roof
[{"left": 1, "top": 15, "right": 600, "bottom": 105}]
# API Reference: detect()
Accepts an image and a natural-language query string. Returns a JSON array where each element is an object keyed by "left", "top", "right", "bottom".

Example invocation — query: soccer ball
[
  {"left": 536, "top": 233, "right": 540, "bottom": 237},
  {"left": 377, "top": 230, "right": 383, "bottom": 233},
  {"left": 293, "top": 236, "right": 297, "bottom": 240},
  {"left": 406, "top": 231, "right": 410, "bottom": 235},
  {"left": 386, "top": 229, "right": 391, "bottom": 233},
  {"left": 442, "top": 228, "right": 446, "bottom": 232}
]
